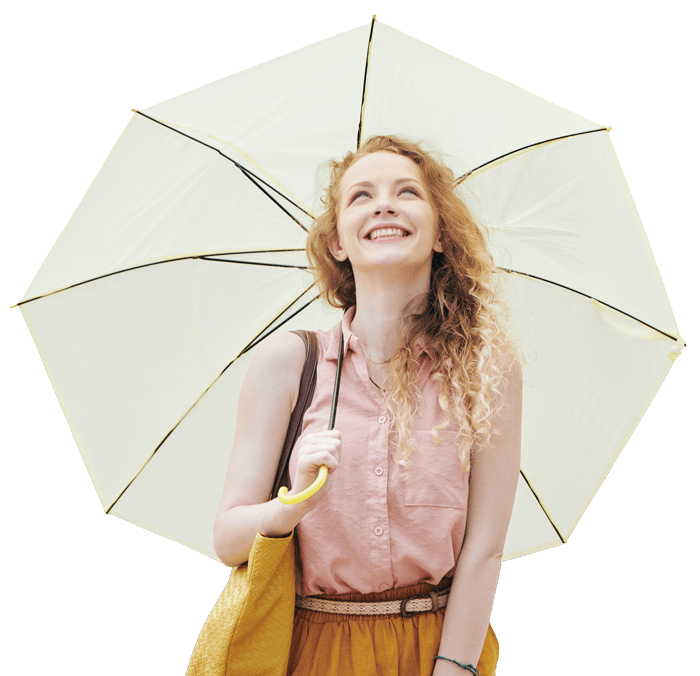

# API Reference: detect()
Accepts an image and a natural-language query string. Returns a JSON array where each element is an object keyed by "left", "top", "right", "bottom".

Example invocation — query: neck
[{"left": 350, "top": 268, "right": 430, "bottom": 365}]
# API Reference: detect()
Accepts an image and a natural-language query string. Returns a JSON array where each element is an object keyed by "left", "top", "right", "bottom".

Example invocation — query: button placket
[{"left": 367, "top": 400, "right": 392, "bottom": 592}]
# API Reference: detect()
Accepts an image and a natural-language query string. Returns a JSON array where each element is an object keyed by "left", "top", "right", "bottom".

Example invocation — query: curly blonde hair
[{"left": 306, "top": 135, "right": 522, "bottom": 473}]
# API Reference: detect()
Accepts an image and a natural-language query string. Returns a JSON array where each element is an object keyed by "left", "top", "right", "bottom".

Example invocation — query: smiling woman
[{"left": 210, "top": 134, "right": 524, "bottom": 676}]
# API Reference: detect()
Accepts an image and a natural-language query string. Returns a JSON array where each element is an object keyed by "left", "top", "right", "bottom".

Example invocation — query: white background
[{"left": 12, "top": 15, "right": 697, "bottom": 676}]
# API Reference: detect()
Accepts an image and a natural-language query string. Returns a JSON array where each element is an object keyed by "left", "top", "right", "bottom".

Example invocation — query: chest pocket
[{"left": 403, "top": 430, "right": 468, "bottom": 509}]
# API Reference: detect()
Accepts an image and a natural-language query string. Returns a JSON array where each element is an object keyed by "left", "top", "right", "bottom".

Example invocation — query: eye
[
  {"left": 400, "top": 187, "right": 419, "bottom": 196},
  {"left": 349, "top": 190, "right": 370, "bottom": 203}
]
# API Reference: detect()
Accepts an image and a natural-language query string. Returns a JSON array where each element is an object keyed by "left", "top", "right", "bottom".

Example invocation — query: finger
[
  {"left": 306, "top": 431, "right": 341, "bottom": 444},
  {"left": 298, "top": 450, "right": 339, "bottom": 471},
  {"left": 298, "top": 446, "right": 339, "bottom": 465},
  {"left": 300, "top": 437, "right": 339, "bottom": 450},
  {"left": 301, "top": 453, "right": 339, "bottom": 473}
]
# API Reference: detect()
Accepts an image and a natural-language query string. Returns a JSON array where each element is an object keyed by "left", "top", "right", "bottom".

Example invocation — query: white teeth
[{"left": 368, "top": 228, "right": 409, "bottom": 240}]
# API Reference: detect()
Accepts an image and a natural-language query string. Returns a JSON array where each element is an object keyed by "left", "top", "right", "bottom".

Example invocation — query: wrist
[
  {"left": 433, "top": 656, "right": 480, "bottom": 675},
  {"left": 260, "top": 495, "right": 309, "bottom": 537}
]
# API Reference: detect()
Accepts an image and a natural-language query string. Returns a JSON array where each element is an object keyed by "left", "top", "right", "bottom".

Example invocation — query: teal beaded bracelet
[{"left": 434, "top": 655, "right": 481, "bottom": 675}]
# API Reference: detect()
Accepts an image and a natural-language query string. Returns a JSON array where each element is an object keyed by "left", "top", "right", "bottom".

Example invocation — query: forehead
[{"left": 340, "top": 151, "right": 423, "bottom": 191}]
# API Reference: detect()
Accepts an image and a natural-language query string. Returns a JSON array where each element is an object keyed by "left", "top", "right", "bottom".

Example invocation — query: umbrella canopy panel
[
  {"left": 138, "top": 23, "right": 372, "bottom": 216},
  {"left": 501, "top": 274, "right": 679, "bottom": 556},
  {"left": 362, "top": 22, "right": 602, "bottom": 170},
  {"left": 22, "top": 113, "right": 309, "bottom": 303},
  {"left": 21, "top": 258, "right": 320, "bottom": 512},
  {"left": 467, "top": 131, "right": 677, "bottom": 336}
]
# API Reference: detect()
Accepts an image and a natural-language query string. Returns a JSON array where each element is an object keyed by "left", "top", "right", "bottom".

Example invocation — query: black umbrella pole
[{"left": 328, "top": 329, "right": 344, "bottom": 430}]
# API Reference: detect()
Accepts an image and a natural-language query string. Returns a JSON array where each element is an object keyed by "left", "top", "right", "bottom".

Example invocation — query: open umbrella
[{"left": 16, "top": 17, "right": 684, "bottom": 564}]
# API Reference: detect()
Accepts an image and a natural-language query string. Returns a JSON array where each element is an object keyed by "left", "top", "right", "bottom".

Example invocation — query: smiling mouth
[{"left": 367, "top": 227, "right": 410, "bottom": 241}]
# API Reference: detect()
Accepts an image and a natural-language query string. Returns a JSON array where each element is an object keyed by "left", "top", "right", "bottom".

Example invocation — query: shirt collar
[
  {"left": 325, "top": 307, "right": 432, "bottom": 361},
  {"left": 325, "top": 307, "right": 359, "bottom": 361}
]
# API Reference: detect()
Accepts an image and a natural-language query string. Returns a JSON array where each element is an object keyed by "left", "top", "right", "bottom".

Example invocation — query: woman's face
[{"left": 330, "top": 152, "right": 442, "bottom": 276}]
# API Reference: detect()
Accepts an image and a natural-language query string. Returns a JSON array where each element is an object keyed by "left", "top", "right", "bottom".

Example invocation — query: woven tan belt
[{"left": 295, "top": 586, "right": 450, "bottom": 618}]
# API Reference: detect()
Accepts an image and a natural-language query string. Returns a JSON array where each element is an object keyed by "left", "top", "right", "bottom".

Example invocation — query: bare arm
[
  {"left": 434, "top": 358, "right": 523, "bottom": 674},
  {"left": 212, "top": 331, "right": 341, "bottom": 567}
]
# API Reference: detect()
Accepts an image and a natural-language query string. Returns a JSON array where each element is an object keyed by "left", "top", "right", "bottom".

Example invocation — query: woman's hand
[{"left": 287, "top": 430, "right": 342, "bottom": 510}]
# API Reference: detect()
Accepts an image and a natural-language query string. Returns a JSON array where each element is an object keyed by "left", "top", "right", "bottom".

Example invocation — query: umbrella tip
[
  {"left": 131, "top": 109, "right": 138, "bottom": 113},
  {"left": 605, "top": 126, "right": 612, "bottom": 131}
]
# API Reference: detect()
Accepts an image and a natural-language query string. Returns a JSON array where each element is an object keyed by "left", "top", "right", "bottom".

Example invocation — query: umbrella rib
[
  {"left": 133, "top": 110, "right": 313, "bottom": 228},
  {"left": 201, "top": 257, "right": 308, "bottom": 270},
  {"left": 498, "top": 266, "right": 681, "bottom": 342},
  {"left": 237, "top": 287, "right": 321, "bottom": 358},
  {"left": 241, "top": 170, "right": 309, "bottom": 233},
  {"left": 454, "top": 127, "right": 610, "bottom": 185},
  {"left": 15, "top": 250, "right": 307, "bottom": 306},
  {"left": 356, "top": 15, "right": 377, "bottom": 150},
  {"left": 107, "top": 285, "right": 320, "bottom": 516},
  {"left": 519, "top": 469, "right": 566, "bottom": 544}
]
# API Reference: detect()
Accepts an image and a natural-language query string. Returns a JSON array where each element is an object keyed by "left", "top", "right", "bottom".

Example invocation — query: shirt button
[
  {"left": 379, "top": 583, "right": 389, "bottom": 590},
  {"left": 375, "top": 467, "right": 384, "bottom": 476},
  {"left": 378, "top": 415, "right": 387, "bottom": 424},
  {"left": 374, "top": 526, "right": 383, "bottom": 536}
]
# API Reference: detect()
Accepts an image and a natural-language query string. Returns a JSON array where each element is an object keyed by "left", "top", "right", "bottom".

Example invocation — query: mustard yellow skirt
[{"left": 287, "top": 580, "right": 499, "bottom": 676}]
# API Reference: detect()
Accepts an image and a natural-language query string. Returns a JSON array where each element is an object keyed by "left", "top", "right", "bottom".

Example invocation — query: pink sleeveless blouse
[{"left": 289, "top": 308, "right": 470, "bottom": 596}]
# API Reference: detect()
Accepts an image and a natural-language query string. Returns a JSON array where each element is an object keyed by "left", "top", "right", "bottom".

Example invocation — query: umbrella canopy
[{"left": 17, "top": 18, "right": 684, "bottom": 562}]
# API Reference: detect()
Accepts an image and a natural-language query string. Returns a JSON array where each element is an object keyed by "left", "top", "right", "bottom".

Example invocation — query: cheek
[{"left": 335, "top": 216, "right": 356, "bottom": 247}]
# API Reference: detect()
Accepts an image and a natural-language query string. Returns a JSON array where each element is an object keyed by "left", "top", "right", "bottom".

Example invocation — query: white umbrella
[{"left": 16, "top": 17, "right": 684, "bottom": 566}]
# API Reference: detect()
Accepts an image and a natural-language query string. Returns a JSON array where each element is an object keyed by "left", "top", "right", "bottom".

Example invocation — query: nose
[{"left": 374, "top": 192, "right": 398, "bottom": 216}]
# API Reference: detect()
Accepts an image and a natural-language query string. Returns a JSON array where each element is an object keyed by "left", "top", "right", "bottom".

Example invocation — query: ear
[
  {"left": 432, "top": 232, "right": 444, "bottom": 254},
  {"left": 328, "top": 234, "right": 348, "bottom": 262}
]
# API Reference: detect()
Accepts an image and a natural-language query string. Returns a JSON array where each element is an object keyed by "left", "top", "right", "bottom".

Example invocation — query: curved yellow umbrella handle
[{"left": 277, "top": 465, "right": 328, "bottom": 505}]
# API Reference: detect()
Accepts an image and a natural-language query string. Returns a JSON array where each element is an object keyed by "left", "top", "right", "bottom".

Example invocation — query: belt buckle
[{"left": 400, "top": 590, "right": 439, "bottom": 617}]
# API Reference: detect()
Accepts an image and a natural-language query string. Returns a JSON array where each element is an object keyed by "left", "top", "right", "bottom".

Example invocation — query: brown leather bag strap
[{"left": 270, "top": 330, "right": 319, "bottom": 499}]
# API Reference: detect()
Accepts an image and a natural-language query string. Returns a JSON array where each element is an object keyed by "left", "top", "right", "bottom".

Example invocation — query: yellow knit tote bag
[{"left": 185, "top": 531, "right": 295, "bottom": 676}]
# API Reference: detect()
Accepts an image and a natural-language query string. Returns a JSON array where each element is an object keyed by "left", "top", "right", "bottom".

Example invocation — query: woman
[{"left": 213, "top": 135, "right": 523, "bottom": 676}]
